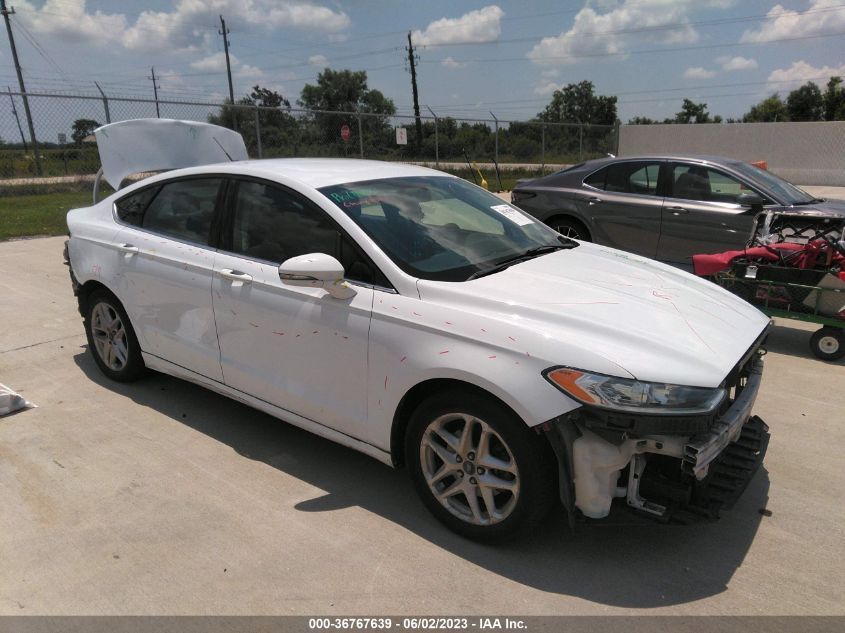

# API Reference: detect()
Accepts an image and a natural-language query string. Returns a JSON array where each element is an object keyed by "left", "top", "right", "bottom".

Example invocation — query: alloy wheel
[
  {"left": 419, "top": 413, "right": 520, "bottom": 526},
  {"left": 90, "top": 301, "right": 129, "bottom": 371}
]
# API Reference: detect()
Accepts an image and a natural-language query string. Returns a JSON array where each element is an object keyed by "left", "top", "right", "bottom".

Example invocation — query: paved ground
[{"left": 1, "top": 236, "right": 844, "bottom": 615}]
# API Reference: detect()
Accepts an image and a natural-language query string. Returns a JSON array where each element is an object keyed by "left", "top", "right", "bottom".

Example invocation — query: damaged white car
[{"left": 65, "top": 119, "right": 770, "bottom": 542}]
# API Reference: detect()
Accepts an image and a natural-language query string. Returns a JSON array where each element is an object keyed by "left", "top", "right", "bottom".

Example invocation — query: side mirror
[
  {"left": 737, "top": 192, "right": 765, "bottom": 210},
  {"left": 278, "top": 253, "right": 357, "bottom": 299}
]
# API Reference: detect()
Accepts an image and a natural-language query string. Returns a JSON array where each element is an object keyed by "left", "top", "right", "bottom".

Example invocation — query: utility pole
[
  {"left": 2, "top": 0, "right": 41, "bottom": 175},
  {"left": 147, "top": 67, "right": 160, "bottom": 117},
  {"left": 7, "top": 86, "right": 27, "bottom": 150},
  {"left": 406, "top": 31, "right": 422, "bottom": 152},
  {"left": 219, "top": 14, "right": 236, "bottom": 131}
]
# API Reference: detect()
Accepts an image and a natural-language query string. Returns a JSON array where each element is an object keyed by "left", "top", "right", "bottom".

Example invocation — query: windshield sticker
[{"left": 491, "top": 204, "right": 533, "bottom": 226}]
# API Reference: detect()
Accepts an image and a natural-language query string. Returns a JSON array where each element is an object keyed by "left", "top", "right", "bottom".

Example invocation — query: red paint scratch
[
  {"left": 480, "top": 328, "right": 487, "bottom": 332},
  {"left": 413, "top": 311, "right": 422, "bottom": 316},
  {"left": 295, "top": 334, "right": 301, "bottom": 338},
  {"left": 508, "top": 336, "right": 517, "bottom": 341},
  {"left": 400, "top": 356, "right": 407, "bottom": 363},
  {"left": 444, "top": 321, "right": 453, "bottom": 325},
  {"left": 273, "top": 331, "right": 285, "bottom": 336},
  {"left": 249, "top": 322, "right": 259, "bottom": 328},
  {"left": 384, "top": 375, "right": 388, "bottom": 390},
  {"left": 488, "top": 355, "right": 497, "bottom": 359},
  {"left": 230, "top": 309, "right": 237, "bottom": 315},
  {"left": 392, "top": 306, "right": 399, "bottom": 310},
  {"left": 439, "top": 350, "right": 450, "bottom": 355},
  {"left": 312, "top": 330, "right": 319, "bottom": 334},
  {"left": 342, "top": 336, "right": 349, "bottom": 339}
]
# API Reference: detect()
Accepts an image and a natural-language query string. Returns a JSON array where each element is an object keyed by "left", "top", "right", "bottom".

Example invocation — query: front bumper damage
[{"left": 543, "top": 353, "right": 769, "bottom": 525}]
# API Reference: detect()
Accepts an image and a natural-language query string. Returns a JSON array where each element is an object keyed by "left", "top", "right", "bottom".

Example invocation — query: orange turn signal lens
[{"left": 546, "top": 368, "right": 597, "bottom": 404}]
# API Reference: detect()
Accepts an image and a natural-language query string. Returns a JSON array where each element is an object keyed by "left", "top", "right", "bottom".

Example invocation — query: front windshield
[
  {"left": 320, "top": 176, "right": 571, "bottom": 281},
  {"left": 732, "top": 162, "right": 815, "bottom": 205}
]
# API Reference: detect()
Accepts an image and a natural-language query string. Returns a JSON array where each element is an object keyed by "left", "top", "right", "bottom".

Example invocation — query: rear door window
[
  {"left": 584, "top": 162, "right": 661, "bottom": 195},
  {"left": 114, "top": 186, "right": 160, "bottom": 227},
  {"left": 141, "top": 178, "right": 223, "bottom": 244}
]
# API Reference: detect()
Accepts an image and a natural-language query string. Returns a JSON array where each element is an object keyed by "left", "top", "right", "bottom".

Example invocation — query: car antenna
[{"left": 213, "top": 136, "right": 234, "bottom": 161}]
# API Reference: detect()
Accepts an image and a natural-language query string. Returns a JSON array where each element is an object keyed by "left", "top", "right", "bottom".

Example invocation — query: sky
[{"left": 1, "top": 0, "right": 844, "bottom": 129}]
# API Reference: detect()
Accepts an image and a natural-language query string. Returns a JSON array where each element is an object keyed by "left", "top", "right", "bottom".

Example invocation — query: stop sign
[{"left": 340, "top": 124, "right": 351, "bottom": 141}]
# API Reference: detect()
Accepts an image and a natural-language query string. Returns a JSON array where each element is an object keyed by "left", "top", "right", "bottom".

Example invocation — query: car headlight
[{"left": 544, "top": 367, "right": 725, "bottom": 415}]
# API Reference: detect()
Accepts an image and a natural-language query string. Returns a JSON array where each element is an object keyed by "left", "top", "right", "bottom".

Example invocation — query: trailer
[{"left": 694, "top": 208, "right": 845, "bottom": 361}]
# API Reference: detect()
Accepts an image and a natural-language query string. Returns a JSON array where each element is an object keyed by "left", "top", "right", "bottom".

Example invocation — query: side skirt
[{"left": 141, "top": 352, "right": 395, "bottom": 468}]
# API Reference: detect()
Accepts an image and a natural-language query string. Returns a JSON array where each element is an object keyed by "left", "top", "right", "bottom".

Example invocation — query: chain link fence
[{"left": 1, "top": 91, "right": 619, "bottom": 186}]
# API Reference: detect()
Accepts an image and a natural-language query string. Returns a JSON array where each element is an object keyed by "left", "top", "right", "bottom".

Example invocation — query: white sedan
[{"left": 65, "top": 119, "right": 771, "bottom": 541}]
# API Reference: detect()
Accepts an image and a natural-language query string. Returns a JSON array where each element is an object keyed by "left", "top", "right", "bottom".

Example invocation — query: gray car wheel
[{"left": 547, "top": 216, "right": 590, "bottom": 241}]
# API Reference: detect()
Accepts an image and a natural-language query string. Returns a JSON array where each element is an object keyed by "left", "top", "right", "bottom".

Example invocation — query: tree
[
  {"left": 208, "top": 85, "right": 297, "bottom": 155},
  {"left": 628, "top": 116, "right": 657, "bottom": 125},
  {"left": 674, "top": 99, "right": 713, "bottom": 123},
  {"left": 823, "top": 76, "right": 845, "bottom": 121},
  {"left": 743, "top": 93, "right": 789, "bottom": 122},
  {"left": 537, "top": 80, "right": 617, "bottom": 125},
  {"left": 786, "top": 81, "right": 824, "bottom": 121},
  {"left": 298, "top": 68, "right": 396, "bottom": 149},
  {"left": 71, "top": 118, "right": 100, "bottom": 145}
]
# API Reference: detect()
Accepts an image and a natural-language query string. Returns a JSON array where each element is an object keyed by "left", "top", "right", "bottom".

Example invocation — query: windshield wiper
[{"left": 467, "top": 244, "right": 573, "bottom": 280}]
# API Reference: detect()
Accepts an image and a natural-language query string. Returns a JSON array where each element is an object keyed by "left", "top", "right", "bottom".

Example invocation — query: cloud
[
  {"left": 683, "top": 66, "right": 717, "bottom": 79},
  {"left": 190, "top": 52, "right": 264, "bottom": 81},
  {"left": 16, "top": 0, "right": 127, "bottom": 45},
  {"left": 441, "top": 56, "right": 467, "bottom": 68},
  {"left": 190, "top": 53, "right": 231, "bottom": 73},
  {"left": 20, "top": 1, "right": 351, "bottom": 52},
  {"left": 308, "top": 54, "right": 329, "bottom": 67},
  {"left": 528, "top": 0, "right": 706, "bottom": 65},
  {"left": 412, "top": 5, "right": 503, "bottom": 46},
  {"left": 236, "top": 64, "right": 264, "bottom": 80},
  {"left": 717, "top": 56, "right": 758, "bottom": 71},
  {"left": 741, "top": 0, "right": 845, "bottom": 43},
  {"left": 534, "top": 82, "right": 563, "bottom": 96},
  {"left": 767, "top": 60, "right": 845, "bottom": 85}
]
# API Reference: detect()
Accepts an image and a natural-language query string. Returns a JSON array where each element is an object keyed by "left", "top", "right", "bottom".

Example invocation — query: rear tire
[
  {"left": 406, "top": 390, "right": 555, "bottom": 543},
  {"left": 84, "top": 288, "right": 146, "bottom": 382},
  {"left": 547, "top": 216, "right": 590, "bottom": 241},
  {"left": 810, "top": 327, "right": 845, "bottom": 361}
]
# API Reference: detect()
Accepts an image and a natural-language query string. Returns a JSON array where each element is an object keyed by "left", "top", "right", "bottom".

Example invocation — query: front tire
[
  {"left": 406, "top": 391, "right": 555, "bottom": 543},
  {"left": 84, "top": 288, "right": 145, "bottom": 381}
]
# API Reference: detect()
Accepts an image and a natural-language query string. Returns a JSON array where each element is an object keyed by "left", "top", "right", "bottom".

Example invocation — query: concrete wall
[{"left": 618, "top": 121, "right": 845, "bottom": 186}]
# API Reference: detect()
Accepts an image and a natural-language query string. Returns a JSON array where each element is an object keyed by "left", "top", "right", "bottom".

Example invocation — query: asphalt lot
[{"left": 1, "top": 235, "right": 844, "bottom": 615}]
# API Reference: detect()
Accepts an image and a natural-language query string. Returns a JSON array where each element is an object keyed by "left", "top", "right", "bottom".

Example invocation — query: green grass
[{"left": 0, "top": 191, "right": 92, "bottom": 241}]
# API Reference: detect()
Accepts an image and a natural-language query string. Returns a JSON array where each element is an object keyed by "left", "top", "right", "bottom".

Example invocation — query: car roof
[
  {"left": 142, "top": 158, "right": 448, "bottom": 190},
  {"left": 579, "top": 154, "right": 745, "bottom": 169}
]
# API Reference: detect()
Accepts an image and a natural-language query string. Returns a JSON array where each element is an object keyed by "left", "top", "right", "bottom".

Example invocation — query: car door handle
[
  {"left": 666, "top": 206, "right": 688, "bottom": 215},
  {"left": 588, "top": 197, "right": 602, "bottom": 205},
  {"left": 219, "top": 268, "right": 253, "bottom": 283},
  {"left": 117, "top": 243, "right": 139, "bottom": 254}
]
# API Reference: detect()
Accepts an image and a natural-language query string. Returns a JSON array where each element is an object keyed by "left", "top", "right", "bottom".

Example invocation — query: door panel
[
  {"left": 212, "top": 178, "right": 378, "bottom": 439},
  {"left": 576, "top": 161, "right": 663, "bottom": 258},
  {"left": 212, "top": 253, "right": 373, "bottom": 438},
  {"left": 112, "top": 177, "right": 225, "bottom": 381},
  {"left": 115, "top": 226, "right": 223, "bottom": 380},
  {"left": 657, "top": 164, "right": 756, "bottom": 264}
]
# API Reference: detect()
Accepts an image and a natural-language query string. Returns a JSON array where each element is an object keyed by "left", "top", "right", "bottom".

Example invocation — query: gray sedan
[{"left": 511, "top": 155, "right": 845, "bottom": 265}]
